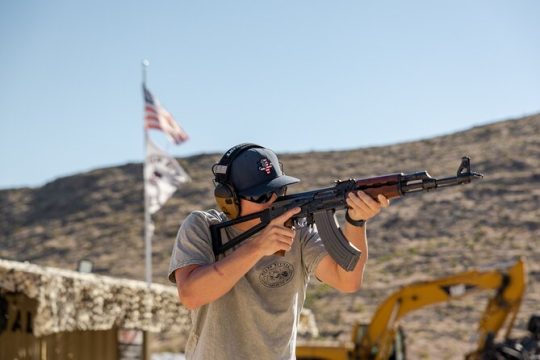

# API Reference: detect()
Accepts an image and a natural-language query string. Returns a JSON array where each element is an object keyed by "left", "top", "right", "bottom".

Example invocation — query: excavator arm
[
  {"left": 356, "top": 258, "right": 526, "bottom": 360},
  {"left": 296, "top": 259, "right": 526, "bottom": 360}
]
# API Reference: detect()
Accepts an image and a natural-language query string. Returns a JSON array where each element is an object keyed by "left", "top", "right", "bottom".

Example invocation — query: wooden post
[{"left": 143, "top": 331, "right": 151, "bottom": 360}]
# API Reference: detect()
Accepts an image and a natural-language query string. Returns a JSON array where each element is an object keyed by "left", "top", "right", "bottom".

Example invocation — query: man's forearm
[
  {"left": 179, "top": 207, "right": 299, "bottom": 309},
  {"left": 336, "top": 222, "right": 368, "bottom": 291},
  {"left": 177, "top": 241, "right": 262, "bottom": 309}
]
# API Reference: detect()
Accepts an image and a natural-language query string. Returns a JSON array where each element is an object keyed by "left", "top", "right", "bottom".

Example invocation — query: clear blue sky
[{"left": 1, "top": 0, "right": 539, "bottom": 189}]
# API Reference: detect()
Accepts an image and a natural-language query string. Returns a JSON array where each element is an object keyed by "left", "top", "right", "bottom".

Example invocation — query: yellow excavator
[{"left": 297, "top": 258, "right": 530, "bottom": 360}]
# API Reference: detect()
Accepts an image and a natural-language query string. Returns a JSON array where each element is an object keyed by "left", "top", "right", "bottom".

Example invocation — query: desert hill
[{"left": 1, "top": 113, "right": 539, "bottom": 358}]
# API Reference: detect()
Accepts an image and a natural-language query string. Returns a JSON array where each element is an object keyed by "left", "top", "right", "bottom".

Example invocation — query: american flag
[
  {"left": 143, "top": 85, "right": 189, "bottom": 144},
  {"left": 259, "top": 159, "right": 273, "bottom": 174}
]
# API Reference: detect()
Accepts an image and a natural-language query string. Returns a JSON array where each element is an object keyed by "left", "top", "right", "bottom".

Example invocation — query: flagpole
[{"left": 142, "top": 59, "right": 152, "bottom": 287}]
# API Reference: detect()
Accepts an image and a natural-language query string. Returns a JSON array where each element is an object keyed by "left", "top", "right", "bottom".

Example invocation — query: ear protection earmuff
[{"left": 212, "top": 143, "right": 263, "bottom": 219}]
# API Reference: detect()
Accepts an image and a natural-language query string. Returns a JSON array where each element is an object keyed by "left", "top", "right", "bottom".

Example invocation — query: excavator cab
[
  {"left": 351, "top": 323, "right": 406, "bottom": 360},
  {"left": 480, "top": 315, "right": 540, "bottom": 359}
]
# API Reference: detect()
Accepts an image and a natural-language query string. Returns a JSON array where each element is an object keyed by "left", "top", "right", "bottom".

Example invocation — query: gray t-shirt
[{"left": 168, "top": 209, "right": 328, "bottom": 360}]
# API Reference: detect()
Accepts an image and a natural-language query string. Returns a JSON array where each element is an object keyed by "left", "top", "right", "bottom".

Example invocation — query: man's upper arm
[
  {"left": 314, "top": 255, "right": 342, "bottom": 289},
  {"left": 300, "top": 226, "right": 328, "bottom": 276},
  {"left": 168, "top": 211, "right": 216, "bottom": 283}
]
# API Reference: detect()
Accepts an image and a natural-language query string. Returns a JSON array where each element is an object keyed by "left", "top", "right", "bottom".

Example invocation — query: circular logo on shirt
[{"left": 259, "top": 262, "right": 295, "bottom": 288}]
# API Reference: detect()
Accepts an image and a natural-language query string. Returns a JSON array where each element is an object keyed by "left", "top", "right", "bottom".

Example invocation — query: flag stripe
[
  {"left": 142, "top": 85, "right": 189, "bottom": 145},
  {"left": 145, "top": 115, "right": 160, "bottom": 122}
]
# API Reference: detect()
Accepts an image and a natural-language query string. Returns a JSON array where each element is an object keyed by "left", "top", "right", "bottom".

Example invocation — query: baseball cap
[{"left": 228, "top": 147, "right": 300, "bottom": 197}]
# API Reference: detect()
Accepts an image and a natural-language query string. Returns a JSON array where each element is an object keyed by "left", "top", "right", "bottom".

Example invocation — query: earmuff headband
[{"left": 212, "top": 143, "right": 263, "bottom": 185}]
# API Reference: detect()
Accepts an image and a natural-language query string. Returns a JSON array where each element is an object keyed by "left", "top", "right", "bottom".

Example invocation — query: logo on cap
[{"left": 258, "top": 158, "right": 273, "bottom": 175}]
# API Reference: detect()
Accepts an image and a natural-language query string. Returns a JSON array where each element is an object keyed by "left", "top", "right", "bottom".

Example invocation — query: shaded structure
[{"left": 0, "top": 259, "right": 190, "bottom": 359}]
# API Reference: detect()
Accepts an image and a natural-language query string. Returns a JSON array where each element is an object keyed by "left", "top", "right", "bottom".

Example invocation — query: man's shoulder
[{"left": 183, "top": 209, "right": 227, "bottom": 228}]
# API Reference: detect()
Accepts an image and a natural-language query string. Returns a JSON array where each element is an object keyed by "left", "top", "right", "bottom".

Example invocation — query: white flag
[{"left": 144, "top": 138, "right": 190, "bottom": 214}]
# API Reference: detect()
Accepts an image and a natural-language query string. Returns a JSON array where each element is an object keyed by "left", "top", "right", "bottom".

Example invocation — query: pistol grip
[{"left": 274, "top": 218, "right": 294, "bottom": 256}]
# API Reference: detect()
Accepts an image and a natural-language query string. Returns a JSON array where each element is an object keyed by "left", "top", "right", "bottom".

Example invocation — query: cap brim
[{"left": 237, "top": 175, "right": 300, "bottom": 197}]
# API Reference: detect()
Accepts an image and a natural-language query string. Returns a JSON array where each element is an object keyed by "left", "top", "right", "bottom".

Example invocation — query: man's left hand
[{"left": 346, "top": 191, "right": 390, "bottom": 221}]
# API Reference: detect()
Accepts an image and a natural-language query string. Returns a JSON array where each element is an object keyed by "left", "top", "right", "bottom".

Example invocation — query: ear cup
[
  {"left": 213, "top": 143, "right": 263, "bottom": 219},
  {"left": 214, "top": 182, "right": 241, "bottom": 219}
]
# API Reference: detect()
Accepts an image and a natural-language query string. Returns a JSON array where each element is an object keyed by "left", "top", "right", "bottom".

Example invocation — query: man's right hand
[{"left": 248, "top": 207, "right": 301, "bottom": 257}]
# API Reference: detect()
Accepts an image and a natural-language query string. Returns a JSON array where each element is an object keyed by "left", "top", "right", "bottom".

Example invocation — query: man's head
[{"left": 213, "top": 143, "right": 300, "bottom": 218}]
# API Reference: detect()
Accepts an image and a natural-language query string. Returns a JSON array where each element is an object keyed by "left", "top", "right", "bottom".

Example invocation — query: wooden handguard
[{"left": 355, "top": 174, "right": 403, "bottom": 200}]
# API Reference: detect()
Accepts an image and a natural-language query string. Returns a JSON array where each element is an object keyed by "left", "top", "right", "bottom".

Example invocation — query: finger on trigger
[
  {"left": 276, "top": 207, "right": 301, "bottom": 223},
  {"left": 290, "top": 207, "right": 301, "bottom": 215}
]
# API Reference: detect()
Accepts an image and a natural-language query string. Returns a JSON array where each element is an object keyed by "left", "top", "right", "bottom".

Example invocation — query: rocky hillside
[{"left": 1, "top": 113, "right": 539, "bottom": 358}]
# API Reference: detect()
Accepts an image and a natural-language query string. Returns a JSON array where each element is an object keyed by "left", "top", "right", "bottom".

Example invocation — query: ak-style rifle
[{"left": 210, "top": 157, "right": 483, "bottom": 271}]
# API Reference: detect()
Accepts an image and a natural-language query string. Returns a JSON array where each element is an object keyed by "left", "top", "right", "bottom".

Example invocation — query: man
[{"left": 168, "top": 143, "right": 389, "bottom": 359}]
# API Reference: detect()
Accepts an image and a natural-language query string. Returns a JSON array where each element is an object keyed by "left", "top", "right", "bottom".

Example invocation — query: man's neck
[{"left": 232, "top": 196, "right": 276, "bottom": 233}]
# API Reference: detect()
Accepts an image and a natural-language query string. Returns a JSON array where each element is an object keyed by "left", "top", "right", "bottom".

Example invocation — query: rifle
[{"left": 210, "top": 157, "right": 483, "bottom": 271}]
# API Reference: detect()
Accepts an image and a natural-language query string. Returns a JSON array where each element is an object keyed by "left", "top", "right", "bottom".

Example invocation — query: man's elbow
[
  {"left": 174, "top": 266, "right": 204, "bottom": 310},
  {"left": 177, "top": 288, "right": 202, "bottom": 310},
  {"left": 175, "top": 278, "right": 202, "bottom": 310},
  {"left": 180, "top": 297, "right": 200, "bottom": 311},
  {"left": 337, "top": 279, "right": 363, "bottom": 293}
]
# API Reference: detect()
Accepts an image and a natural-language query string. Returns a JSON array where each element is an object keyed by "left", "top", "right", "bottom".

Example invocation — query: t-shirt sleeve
[
  {"left": 168, "top": 211, "right": 217, "bottom": 283},
  {"left": 300, "top": 226, "right": 328, "bottom": 276}
]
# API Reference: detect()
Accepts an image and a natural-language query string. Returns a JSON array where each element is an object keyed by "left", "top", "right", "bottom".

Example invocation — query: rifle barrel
[{"left": 401, "top": 173, "right": 482, "bottom": 193}]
